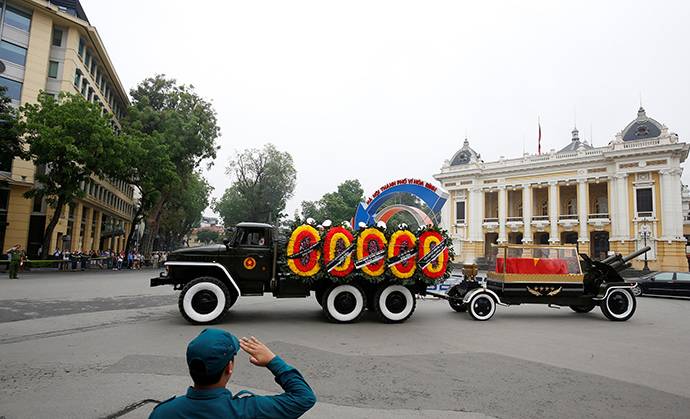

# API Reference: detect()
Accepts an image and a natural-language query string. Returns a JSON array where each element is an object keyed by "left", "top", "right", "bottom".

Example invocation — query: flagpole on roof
[{"left": 537, "top": 116, "right": 542, "bottom": 155}]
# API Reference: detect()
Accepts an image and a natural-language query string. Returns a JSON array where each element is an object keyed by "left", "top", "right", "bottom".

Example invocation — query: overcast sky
[{"left": 85, "top": 0, "right": 690, "bottom": 218}]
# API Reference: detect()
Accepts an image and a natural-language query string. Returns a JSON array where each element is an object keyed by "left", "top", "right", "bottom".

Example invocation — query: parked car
[{"left": 629, "top": 272, "right": 690, "bottom": 297}]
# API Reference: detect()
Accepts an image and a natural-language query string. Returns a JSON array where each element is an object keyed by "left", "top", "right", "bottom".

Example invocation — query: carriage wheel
[
  {"left": 468, "top": 292, "right": 496, "bottom": 321},
  {"left": 448, "top": 284, "right": 468, "bottom": 312},
  {"left": 600, "top": 289, "right": 636, "bottom": 321}
]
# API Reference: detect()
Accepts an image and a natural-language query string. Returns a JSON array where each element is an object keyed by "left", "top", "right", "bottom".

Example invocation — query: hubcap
[
  {"left": 334, "top": 292, "right": 357, "bottom": 314},
  {"left": 609, "top": 292, "right": 630, "bottom": 315},
  {"left": 473, "top": 297, "right": 492, "bottom": 316},
  {"left": 385, "top": 291, "right": 407, "bottom": 314},
  {"left": 191, "top": 290, "right": 218, "bottom": 314}
]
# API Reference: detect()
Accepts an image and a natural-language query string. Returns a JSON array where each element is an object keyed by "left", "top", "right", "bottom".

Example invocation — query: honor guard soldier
[
  {"left": 149, "top": 328, "right": 316, "bottom": 419},
  {"left": 6, "top": 244, "right": 23, "bottom": 279}
]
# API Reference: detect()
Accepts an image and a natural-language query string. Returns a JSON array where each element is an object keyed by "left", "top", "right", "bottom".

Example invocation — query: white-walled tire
[
  {"left": 374, "top": 284, "right": 416, "bottom": 323},
  {"left": 468, "top": 292, "right": 496, "bottom": 321},
  {"left": 323, "top": 284, "right": 366, "bottom": 323},
  {"left": 600, "top": 288, "right": 636, "bottom": 321},
  {"left": 178, "top": 277, "right": 233, "bottom": 325}
]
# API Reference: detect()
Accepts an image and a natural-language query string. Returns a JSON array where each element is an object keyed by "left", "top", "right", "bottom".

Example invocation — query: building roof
[
  {"left": 557, "top": 127, "right": 593, "bottom": 153},
  {"left": 621, "top": 107, "right": 664, "bottom": 141},
  {"left": 49, "top": 0, "right": 88, "bottom": 23},
  {"left": 449, "top": 138, "right": 481, "bottom": 166}
]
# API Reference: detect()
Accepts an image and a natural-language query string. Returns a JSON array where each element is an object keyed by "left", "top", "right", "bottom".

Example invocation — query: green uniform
[{"left": 8, "top": 249, "right": 21, "bottom": 279}]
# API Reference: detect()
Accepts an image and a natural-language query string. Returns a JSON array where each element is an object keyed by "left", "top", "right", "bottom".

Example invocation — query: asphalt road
[{"left": 1, "top": 270, "right": 690, "bottom": 418}]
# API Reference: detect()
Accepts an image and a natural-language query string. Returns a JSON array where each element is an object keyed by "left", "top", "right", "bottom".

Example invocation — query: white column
[
  {"left": 660, "top": 168, "right": 683, "bottom": 240},
  {"left": 469, "top": 187, "right": 483, "bottom": 242},
  {"left": 441, "top": 193, "right": 452, "bottom": 232},
  {"left": 548, "top": 181, "right": 559, "bottom": 243},
  {"left": 522, "top": 184, "right": 533, "bottom": 243},
  {"left": 615, "top": 174, "right": 630, "bottom": 239},
  {"left": 577, "top": 179, "right": 589, "bottom": 243},
  {"left": 498, "top": 186, "right": 507, "bottom": 243},
  {"left": 609, "top": 177, "right": 619, "bottom": 239}
]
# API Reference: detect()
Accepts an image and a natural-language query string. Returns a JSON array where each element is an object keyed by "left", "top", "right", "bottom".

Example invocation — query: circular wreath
[
  {"left": 322, "top": 226, "right": 355, "bottom": 278},
  {"left": 286, "top": 224, "right": 321, "bottom": 277},
  {"left": 356, "top": 227, "right": 387, "bottom": 277},
  {"left": 387, "top": 230, "right": 417, "bottom": 279},
  {"left": 417, "top": 230, "right": 449, "bottom": 280}
]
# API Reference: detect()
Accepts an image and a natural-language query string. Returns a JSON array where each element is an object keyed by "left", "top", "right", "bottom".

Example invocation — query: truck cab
[{"left": 152, "top": 222, "right": 309, "bottom": 324}]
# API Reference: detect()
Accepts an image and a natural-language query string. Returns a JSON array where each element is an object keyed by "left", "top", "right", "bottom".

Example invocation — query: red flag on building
[{"left": 538, "top": 118, "right": 542, "bottom": 155}]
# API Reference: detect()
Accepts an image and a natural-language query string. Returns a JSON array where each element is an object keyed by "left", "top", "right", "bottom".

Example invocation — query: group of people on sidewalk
[{"left": 4, "top": 246, "right": 169, "bottom": 278}]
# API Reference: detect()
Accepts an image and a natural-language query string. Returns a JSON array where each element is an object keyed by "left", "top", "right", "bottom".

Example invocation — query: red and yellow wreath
[
  {"left": 387, "top": 230, "right": 417, "bottom": 279},
  {"left": 417, "top": 230, "right": 449, "bottom": 280},
  {"left": 322, "top": 226, "right": 355, "bottom": 278},
  {"left": 286, "top": 224, "right": 321, "bottom": 277},
  {"left": 356, "top": 227, "right": 387, "bottom": 277}
]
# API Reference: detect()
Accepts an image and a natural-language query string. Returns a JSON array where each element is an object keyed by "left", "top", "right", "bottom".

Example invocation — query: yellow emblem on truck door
[{"left": 243, "top": 257, "right": 256, "bottom": 270}]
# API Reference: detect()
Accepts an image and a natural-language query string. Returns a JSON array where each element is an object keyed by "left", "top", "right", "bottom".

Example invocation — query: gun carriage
[{"left": 437, "top": 244, "right": 648, "bottom": 321}]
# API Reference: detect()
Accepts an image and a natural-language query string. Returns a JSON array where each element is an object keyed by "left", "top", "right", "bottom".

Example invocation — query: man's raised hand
[{"left": 239, "top": 336, "right": 276, "bottom": 367}]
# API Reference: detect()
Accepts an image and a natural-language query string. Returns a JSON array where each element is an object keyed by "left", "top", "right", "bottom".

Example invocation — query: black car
[{"left": 630, "top": 272, "right": 690, "bottom": 297}]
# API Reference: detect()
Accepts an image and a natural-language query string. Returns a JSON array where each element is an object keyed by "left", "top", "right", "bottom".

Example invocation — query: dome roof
[
  {"left": 449, "top": 138, "right": 480, "bottom": 166},
  {"left": 558, "top": 127, "right": 593, "bottom": 153},
  {"left": 621, "top": 107, "right": 663, "bottom": 141}
]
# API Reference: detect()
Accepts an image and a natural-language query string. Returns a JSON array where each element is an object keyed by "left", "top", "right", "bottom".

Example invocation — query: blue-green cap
[{"left": 186, "top": 328, "right": 239, "bottom": 377}]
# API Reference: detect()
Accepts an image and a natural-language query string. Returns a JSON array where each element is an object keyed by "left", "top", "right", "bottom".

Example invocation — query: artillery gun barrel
[
  {"left": 621, "top": 246, "right": 651, "bottom": 264},
  {"left": 600, "top": 253, "right": 620, "bottom": 264},
  {"left": 607, "top": 246, "right": 651, "bottom": 271}
]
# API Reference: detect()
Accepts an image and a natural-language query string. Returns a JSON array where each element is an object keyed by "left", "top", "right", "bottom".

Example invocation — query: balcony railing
[
  {"left": 559, "top": 214, "right": 578, "bottom": 220},
  {"left": 636, "top": 211, "right": 653, "bottom": 219},
  {"left": 532, "top": 215, "right": 549, "bottom": 221},
  {"left": 589, "top": 213, "right": 609, "bottom": 219},
  {"left": 483, "top": 217, "right": 498, "bottom": 223},
  {"left": 506, "top": 216, "right": 523, "bottom": 223}
]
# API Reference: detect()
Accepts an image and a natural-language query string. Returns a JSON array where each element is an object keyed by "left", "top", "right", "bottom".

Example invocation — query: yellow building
[
  {"left": 0, "top": 0, "right": 133, "bottom": 257},
  {"left": 435, "top": 107, "right": 690, "bottom": 271}
]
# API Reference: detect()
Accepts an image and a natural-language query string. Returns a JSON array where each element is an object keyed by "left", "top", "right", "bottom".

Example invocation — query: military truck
[{"left": 151, "top": 222, "right": 452, "bottom": 325}]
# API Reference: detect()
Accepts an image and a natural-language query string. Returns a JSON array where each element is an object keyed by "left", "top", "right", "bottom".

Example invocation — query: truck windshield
[{"left": 235, "top": 228, "right": 268, "bottom": 247}]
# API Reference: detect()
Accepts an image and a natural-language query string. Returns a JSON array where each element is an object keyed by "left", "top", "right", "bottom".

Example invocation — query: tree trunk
[
  {"left": 140, "top": 194, "right": 168, "bottom": 257},
  {"left": 124, "top": 205, "right": 144, "bottom": 253},
  {"left": 40, "top": 196, "right": 66, "bottom": 259}
]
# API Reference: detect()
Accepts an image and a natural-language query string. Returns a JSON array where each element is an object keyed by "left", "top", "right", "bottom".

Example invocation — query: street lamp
[{"left": 640, "top": 223, "right": 651, "bottom": 274}]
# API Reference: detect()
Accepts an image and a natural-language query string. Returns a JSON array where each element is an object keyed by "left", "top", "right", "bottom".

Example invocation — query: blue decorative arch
[{"left": 353, "top": 181, "right": 448, "bottom": 227}]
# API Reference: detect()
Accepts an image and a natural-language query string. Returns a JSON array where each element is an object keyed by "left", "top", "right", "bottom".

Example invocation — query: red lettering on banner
[{"left": 364, "top": 178, "right": 441, "bottom": 205}]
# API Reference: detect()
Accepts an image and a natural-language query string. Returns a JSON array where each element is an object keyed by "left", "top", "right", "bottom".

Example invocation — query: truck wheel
[
  {"left": 569, "top": 303, "right": 596, "bottom": 313},
  {"left": 374, "top": 284, "right": 416, "bottom": 323},
  {"left": 468, "top": 292, "right": 496, "bottom": 321},
  {"left": 600, "top": 288, "right": 636, "bottom": 321},
  {"left": 448, "top": 284, "right": 468, "bottom": 312},
  {"left": 178, "top": 277, "right": 233, "bottom": 325},
  {"left": 322, "top": 284, "right": 366, "bottom": 323}
]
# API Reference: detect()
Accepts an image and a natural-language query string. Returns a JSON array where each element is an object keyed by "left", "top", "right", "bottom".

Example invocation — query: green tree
[
  {"left": 123, "top": 75, "right": 220, "bottom": 255},
  {"left": 300, "top": 179, "right": 364, "bottom": 223},
  {"left": 157, "top": 172, "right": 212, "bottom": 249},
  {"left": 214, "top": 143, "right": 296, "bottom": 226},
  {"left": 0, "top": 86, "right": 22, "bottom": 172},
  {"left": 19, "top": 92, "right": 128, "bottom": 258},
  {"left": 121, "top": 132, "right": 176, "bottom": 253},
  {"left": 196, "top": 229, "right": 221, "bottom": 244}
]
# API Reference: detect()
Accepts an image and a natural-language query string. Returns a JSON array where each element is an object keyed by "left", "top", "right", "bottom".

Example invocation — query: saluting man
[
  {"left": 6, "top": 244, "right": 23, "bottom": 279},
  {"left": 149, "top": 329, "right": 316, "bottom": 419}
]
